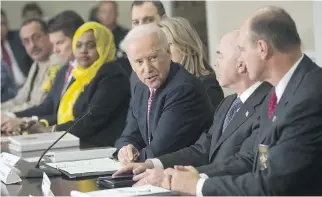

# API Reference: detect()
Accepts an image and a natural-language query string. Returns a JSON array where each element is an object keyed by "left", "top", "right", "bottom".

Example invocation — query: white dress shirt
[
  {"left": 60, "top": 60, "right": 77, "bottom": 97},
  {"left": 275, "top": 54, "right": 304, "bottom": 102},
  {"left": 2, "top": 40, "right": 26, "bottom": 86}
]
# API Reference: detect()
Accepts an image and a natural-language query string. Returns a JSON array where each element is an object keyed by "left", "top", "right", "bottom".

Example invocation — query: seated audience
[
  {"left": 1, "top": 11, "right": 84, "bottom": 129},
  {"left": 114, "top": 30, "right": 271, "bottom": 187},
  {"left": 158, "top": 16, "right": 224, "bottom": 111},
  {"left": 8, "top": 22, "right": 131, "bottom": 148},
  {"left": 1, "top": 61, "right": 17, "bottom": 102},
  {"left": 21, "top": 2, "right": 43, "bottom": 22},
  {"left": 114, "top": 24, "right": 213, "bottom": 162},
  {"left": 160, "top": 6, "right": 322, "bottom": 196},
  {"left": 1, "top": 18, "right": 62, "bottom": 115},
  {"left": 1, "top": 9, "right": 32, "bottom": 87},
  {"left": 97, "top": 1, "right": 128, "bottom": 59}
]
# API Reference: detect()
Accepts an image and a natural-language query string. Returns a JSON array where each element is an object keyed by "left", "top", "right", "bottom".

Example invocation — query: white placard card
[
  {"left": 0, "top": 162, "right": 22, "bottom": 184},
  {"left": 42, "top": 172, "right": 55, "bottom": 197},
  {"left": 0, "top": 152, "right": 20, "bottom": 166}
]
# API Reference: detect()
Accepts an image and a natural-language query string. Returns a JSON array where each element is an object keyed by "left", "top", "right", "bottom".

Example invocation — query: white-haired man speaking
[{"left": 114, "top": 23, "right": 213, "bottom": 163}]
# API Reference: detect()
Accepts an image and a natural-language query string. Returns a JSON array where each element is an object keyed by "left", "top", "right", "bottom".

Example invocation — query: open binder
[{"left": 45, "top": 157, "right": 122, "bottom": 179}]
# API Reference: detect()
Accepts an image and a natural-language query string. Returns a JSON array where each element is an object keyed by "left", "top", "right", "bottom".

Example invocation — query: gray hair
[{"left": 120, "top": 23, "right": 169, "bottom": 53}]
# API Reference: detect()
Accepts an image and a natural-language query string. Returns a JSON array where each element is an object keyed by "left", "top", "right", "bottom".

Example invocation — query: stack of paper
[
  {"left": 44, "top": 147, "right": 116, "bottom": 162},
  {"left": 1, "top": 136, "right": 10, "bottom": 143},
  {"left": 8, "top": 132, "right": 79, "bottom": 152},
  {"left": 46, "top": 157, "right": 122, "bottom": 178},
  {"left": 70, "top": 185, "right": 173, "bottom": 196}
]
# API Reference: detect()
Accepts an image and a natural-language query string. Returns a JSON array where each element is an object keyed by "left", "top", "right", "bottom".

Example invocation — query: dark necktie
[
  {"left": 61, "top": 64, "right": 73, "bottom": 97},
  {"left": 222, "top": 97, "right": 242, "bottom": 132},
  {"left": 1, "top": 42, "right": 12, "bottom": 72},
  {"left": 268, "top": 89, "right": 277, "bottom": 119},
  {"left": 147, "top": 89, "right": 155, "bottom": 144}
]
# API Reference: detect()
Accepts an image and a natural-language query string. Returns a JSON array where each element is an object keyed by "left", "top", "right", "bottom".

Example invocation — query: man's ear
[
  {"left": 257, "top": 40, "right": 272, "bottom": 60},
  {"left": 237, "top": 60, "right": 247, "bottom": 74}
]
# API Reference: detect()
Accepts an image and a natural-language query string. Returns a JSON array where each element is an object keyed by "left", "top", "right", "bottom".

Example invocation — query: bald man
[
  {"left": 164, "top": 6, "right": 322, "bottom": 196},
  {"left": 114, "top": 30, "right": 271, "bottom": 187}
]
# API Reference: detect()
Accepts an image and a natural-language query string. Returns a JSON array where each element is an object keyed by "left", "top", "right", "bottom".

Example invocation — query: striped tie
[
  {"left": 222, "top": 97, "right": 242, "bottom": 132},
  {"left": 147, "top": 88, "right": 155, "bottom": 144}
]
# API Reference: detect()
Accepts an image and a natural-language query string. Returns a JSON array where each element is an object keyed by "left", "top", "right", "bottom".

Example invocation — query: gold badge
[{"left": 258, "top": 144, "right": 268, "bottom": 171}]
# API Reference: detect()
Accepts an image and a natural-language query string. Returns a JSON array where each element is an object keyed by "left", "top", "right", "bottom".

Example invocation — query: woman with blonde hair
[
  {"left": 9, "top": 22, "right": 131, "bottom": 147},
  {"left": 159, "top": 17, "right": 223, "bottom": 110}
]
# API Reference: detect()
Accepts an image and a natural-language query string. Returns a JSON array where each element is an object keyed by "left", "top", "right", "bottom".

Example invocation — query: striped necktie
[
  {"left": 147, "top": 88, "right": 155, "bottom": 144},
  {"left": 222, "top": 97, "right": 242, "bottom": 132}
]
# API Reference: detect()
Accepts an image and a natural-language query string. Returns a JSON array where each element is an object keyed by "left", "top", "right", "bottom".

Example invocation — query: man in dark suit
[
  {"left": 113, "top": 30, "right": 271, "bottom": 186},
  {"left": 114, "top": 23, "right": 213, "bottom": 163},
  {"left": 1, "top": 9, "right": 32, "bottom": 86},
  {"left": 162, "top": 6, "right": 322, "bottom": 196}
]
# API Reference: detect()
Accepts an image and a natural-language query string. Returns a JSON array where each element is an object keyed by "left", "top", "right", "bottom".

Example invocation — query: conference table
[
  {"left": 1, "top": 141, "right": 178, "bottom": 196},
  {"left": 1, "top": 141, "right": 107, "bottom": 196}
]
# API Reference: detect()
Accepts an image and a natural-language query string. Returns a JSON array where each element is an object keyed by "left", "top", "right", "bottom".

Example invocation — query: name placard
[
  {"left": 0, "top": 152, "right": 20, "bottom": 166},
  {"left": 0, "top": 162, "right": 22, "bottom": 184},
  {"left": 42, "top": 172, "right": 54, "bottom": 196}
]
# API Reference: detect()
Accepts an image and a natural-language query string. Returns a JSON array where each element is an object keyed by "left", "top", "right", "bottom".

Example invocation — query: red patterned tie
[
  {"left": 147, "top": 88, "right": 155, "bottom": 144},
  {"left": 1, "top": 42, "right": 12, "bottom": 72},
  {"left": 268, "top": 89, "right": 277, "bottom": 119}
]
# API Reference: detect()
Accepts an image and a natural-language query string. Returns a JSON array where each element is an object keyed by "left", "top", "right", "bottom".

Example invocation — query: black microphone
[
  {"left": 35, "top": 109, "right": 93, "bottom": 168},
  {"left": 22, "top": 107, "right": 93, "bottom": 178}
]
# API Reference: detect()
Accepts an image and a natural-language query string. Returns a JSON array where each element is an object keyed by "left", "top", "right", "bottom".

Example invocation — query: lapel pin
[
  {"left": 272, "top": 116, "right": 277, "bottom": 122},
  {"left": 245, "top": 111, "right": 249, "bottom": 117}
]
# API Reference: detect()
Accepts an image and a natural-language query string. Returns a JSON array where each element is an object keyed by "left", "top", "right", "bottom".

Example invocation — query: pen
[{"left": 132, "top": 152, "right": 139, "bottom": 161}]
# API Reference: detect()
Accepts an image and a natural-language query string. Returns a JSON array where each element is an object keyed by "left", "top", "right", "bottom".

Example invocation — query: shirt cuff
[
  {"left": 5, "top": 112, "right": 16, "bottom": 118},
  {"left": 199, "top": 173, "right": 209, "bottom": 179},
  {"left": 147, "top": 158, "right": 164, "bottom": 169},
  {"left": 196, "top": 178, "right": 208, "bottom": 197}
]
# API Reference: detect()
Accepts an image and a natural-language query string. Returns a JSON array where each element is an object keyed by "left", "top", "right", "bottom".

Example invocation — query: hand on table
[
  {"left": 117, "top": 144, "right": 140, "bottom": 165},
  {"left": 164, "top": 165, "right": 200, "bottom": 196},
  {"left": 1, "top": 117, "right": 25, "bottom": 135},
  {"left": 113, "top": 160, "right": 154, "bottom": 177},
  {"left": 133, "top": 168, "right": 166, "bottom": 187}
]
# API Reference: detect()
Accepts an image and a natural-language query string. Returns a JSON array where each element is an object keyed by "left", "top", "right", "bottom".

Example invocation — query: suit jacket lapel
[
  {"left": 209, "top": 82, "right": 272, "bottom": 162},
  {"left": 146, "top": 64, "right": 179, "bottom": 144},
  {"left": 208, "top": 95, "right": 236, "bottom": 162},
  {"left": 258, "top": 55, "right": 314, "bottom": 144}
]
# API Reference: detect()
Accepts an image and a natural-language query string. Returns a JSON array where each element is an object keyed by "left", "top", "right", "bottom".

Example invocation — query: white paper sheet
[
  {"left": 71, "top": 185, "right": 171, "bottom": 197},
  {"left": 46, "top": 157, "right": 121, "bottom": 174}
]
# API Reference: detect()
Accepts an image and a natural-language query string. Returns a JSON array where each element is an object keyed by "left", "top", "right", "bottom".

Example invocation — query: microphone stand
[{"left": 23, "top": 109, "right": 92, "bottom": 178}]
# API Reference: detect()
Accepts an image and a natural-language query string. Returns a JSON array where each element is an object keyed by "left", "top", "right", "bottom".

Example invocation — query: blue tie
[{"left": 222, "top": 97, "right": 242, "bottom": 132}]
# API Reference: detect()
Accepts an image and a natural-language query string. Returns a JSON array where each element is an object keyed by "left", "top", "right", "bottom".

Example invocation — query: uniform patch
[{"left": 259, "top": 144, "right": 268, "bottom": 170}]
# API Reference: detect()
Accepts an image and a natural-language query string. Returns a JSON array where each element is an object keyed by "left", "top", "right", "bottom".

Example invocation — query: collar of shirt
[
  {"left": 69, "top": 59, "right": 77, "bottom": 68},
  {"left": 275, "top": 53, "right": 304, "bottom": 102},
  {"left": 149, "top": 88, "right": 156, "bottom": 93},
  {"left": 238, "top": 81, "right": 262, "bottom": 103}
]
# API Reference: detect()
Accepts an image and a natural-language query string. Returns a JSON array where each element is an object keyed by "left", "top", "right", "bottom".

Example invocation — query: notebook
[{"left": 45, "top": 157, "right": 122, "bottom": 178}]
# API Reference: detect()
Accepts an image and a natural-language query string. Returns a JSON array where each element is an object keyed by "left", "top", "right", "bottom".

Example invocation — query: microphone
[
  {"left": 22, "top": 107, "right": 93, "bottom": 178},
  {"left": 35, "top": 109, "right": 92, "bottom": 168}
]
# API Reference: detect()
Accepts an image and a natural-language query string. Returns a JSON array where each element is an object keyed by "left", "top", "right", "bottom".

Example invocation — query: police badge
[{"left": 259, "top": 144, "right": 268, "bottom": 171}]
